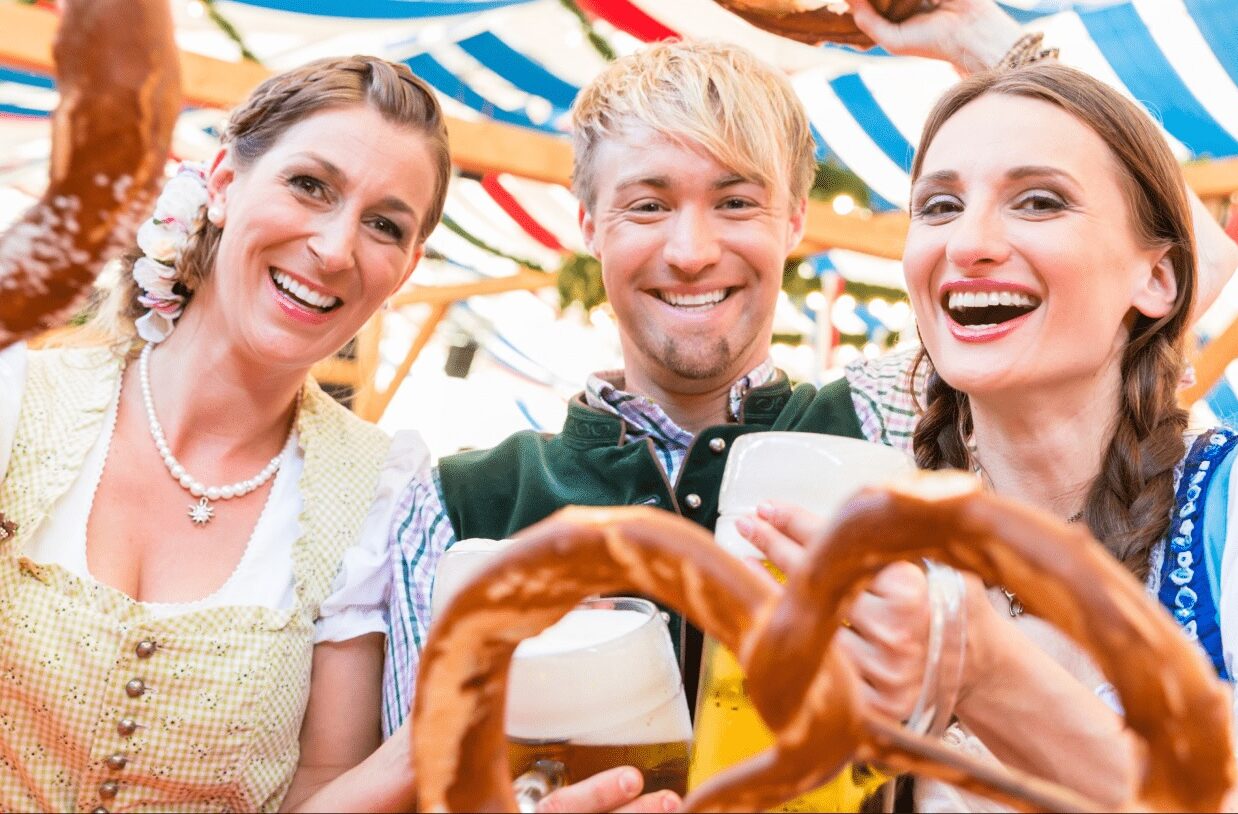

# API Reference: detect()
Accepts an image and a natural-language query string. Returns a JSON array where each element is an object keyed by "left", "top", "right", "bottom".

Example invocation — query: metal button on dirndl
[
  {"left": 91, "top": 807, "right": 108, "bottom": 814},
  {"left": 684, "top": 493, "right": 702, "bottom": 510},
  {"left": 99, "top": 780, "right": 119, "bottom": 799},
  {"left": 125, "top": 678, "right": 145, "bottom": 698},
  {"left": 117, "top": 718, "right": 137, "bottom": 737},
  {"left": 708, "top": 437, "right": 726, "bottom": 453},
  {"left": 135, "top": 640, "right": 156, "bottom": 659},
  {"left": 106, "top": 753, "right": 127, "bottom": 771}
]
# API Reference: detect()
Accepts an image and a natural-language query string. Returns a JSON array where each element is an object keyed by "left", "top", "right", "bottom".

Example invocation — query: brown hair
[
  {"left": 570, "top": 40, "right": 816, "bottom": 212},
  {"left": 99, "top": 55, "right": 450, "bottom": 341},
  {"left": 909, "top": 63, "right": 1196, "bottom": 579}
]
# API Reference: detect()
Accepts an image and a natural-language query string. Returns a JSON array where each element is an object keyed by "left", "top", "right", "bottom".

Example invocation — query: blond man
[{"left": 383, "top": 2, "right": 1238, "bottom": 811}]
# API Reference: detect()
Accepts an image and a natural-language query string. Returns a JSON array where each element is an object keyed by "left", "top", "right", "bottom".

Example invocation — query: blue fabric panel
[
  {"left": 1081, "top": 3, "right": 1238, "bottom": 157},
  {"left": 0, "top": 67, "right": 54, "bottom": 89},
  {"left": 1184, "top": 0, "right": 1238, "bottom": 89},
  {"left": 456, "top": 32, "right": 578, "bottom": 110},
  {"left": 404, "top": 53, "right": 559, "bottom": 133},
  {"left": 828, "top": 73, "right": 915, "bottom": 172},
  {"left": 1161, "top": 428, "right": 1238, "bottom": 679},
  {"left": 809, "top": 124, "right": 833, "bottom": 163},
  {"left": 0, "top": 104, "right": 49, "bottom": 118},
  {"left": 809, "top": 127, "right": 898, "bottom": 213},
  {"left": 1207, "top": 379, "right": 1238, "bottom": 424},
  {"left": 1203, "top": 438, "right": 1235, "bottom": 606},
  {"left": 232, "top": 0, "right": 531, "bottom": 18},
  {"left": 808, "top": 253, "right": 837, "bottom": 275}
]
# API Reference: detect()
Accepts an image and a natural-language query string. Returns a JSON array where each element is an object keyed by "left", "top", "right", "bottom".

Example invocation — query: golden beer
[
  {"left": 505, "top": 598, "right": 693, "bottom": 796},
  {"left": 694, "top": 433, "right": 913, "bottom": 810},
  {"left": 509, "top": 739, "right": 690, "bottom": 796},
  {"left": 689, "top": 636, "right": 883, "bottom": 811}
]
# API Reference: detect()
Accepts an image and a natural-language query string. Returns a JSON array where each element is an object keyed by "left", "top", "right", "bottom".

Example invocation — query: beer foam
[
  {"left": 513, "top": 608, "right": 648, "bottom": 659},
  {"left": 506, "top": 607, "right": 691, "bottom": 744}
]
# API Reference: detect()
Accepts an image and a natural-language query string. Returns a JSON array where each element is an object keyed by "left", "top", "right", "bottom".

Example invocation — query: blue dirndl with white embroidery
[{"left": 1158, "top": 427, "right": 1237, "bottom": 680}]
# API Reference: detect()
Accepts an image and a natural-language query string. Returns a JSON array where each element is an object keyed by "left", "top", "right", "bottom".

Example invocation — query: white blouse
[{"left": 0, "top": 343, "right": 427, "bottom": 643}]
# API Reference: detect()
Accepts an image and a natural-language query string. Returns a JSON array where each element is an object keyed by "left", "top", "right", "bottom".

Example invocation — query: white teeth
[
  {"left": 660, "top": 289, "right": 727, "bottom": 308},
  {"left": 271, "top": 270, "right": 340, "bottom": 310},
  {"left": 947, "top": 290, "right": 1039, "bottom": 310}
]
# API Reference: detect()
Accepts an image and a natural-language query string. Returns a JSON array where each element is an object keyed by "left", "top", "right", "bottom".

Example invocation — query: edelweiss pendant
[{"left": 188, "top": 497, "right": 215, "bottom": 526}]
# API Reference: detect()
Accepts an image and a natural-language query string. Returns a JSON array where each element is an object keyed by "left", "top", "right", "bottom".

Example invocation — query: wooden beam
[
  {"left": 348, "top": 312, "right": 386, "bottom": 420},
  {"left": 362, "top": 302, "right": 451, "bottom": 422},
  {"left": 799, "top": 210, "right": 907, "bottom": 259},
  {"left": 309, "top": 356, "right": 359, "bottom": 386},
  {"left": 0, "top": 4, "right": 54, "bottom": 73},
  {"left": 392, "top": 268, "right": 557, "bottom": 307},
  {"left": 1180, "top": 320, "right": 1238, "bottom": 405},
  {"left": 445, "top": 117, "right": 574, "bottom": 187},
  {"left": 1183, "top": 158, "right": 1238, "bottom": 201}
]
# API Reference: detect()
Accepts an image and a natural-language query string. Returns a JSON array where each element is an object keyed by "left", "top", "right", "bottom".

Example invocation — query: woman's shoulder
[
  {"left": 300, "top": 379, "right": 389, "bottom": 445},
  {"left": 25, "top": 340, "right": 117, "bottom": 361},
  {"left": 297, "top": 383, "right": 430, "bottom": 482}
]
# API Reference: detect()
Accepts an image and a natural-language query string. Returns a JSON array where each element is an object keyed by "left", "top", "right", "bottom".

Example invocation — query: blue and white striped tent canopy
[{"left": 5, "top": 0, "right": 1237, "bottom": 210}]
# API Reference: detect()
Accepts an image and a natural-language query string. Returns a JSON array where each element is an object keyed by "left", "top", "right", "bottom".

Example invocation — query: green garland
[
  {"left": 556, "top": 0, "right": 616, "bottom": 62},
  {"left": 442, "top": 215, "right": 549, "bottom": 272},
  {"left": 202, "top": 0, "right": 262, "bottom": 64},
  {"left": 557, "top": 252, "right": 606, "bottom": 311}
]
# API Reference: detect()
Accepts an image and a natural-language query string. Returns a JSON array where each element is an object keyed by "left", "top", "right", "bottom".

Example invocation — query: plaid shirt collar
[{"left": 584, "top": 359, "right": 778, "bottom": 446}]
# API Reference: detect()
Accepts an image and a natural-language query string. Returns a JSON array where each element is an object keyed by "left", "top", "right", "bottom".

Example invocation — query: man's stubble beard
[{"left": 657, "top": 335, "right": 736, "bottom": 382}]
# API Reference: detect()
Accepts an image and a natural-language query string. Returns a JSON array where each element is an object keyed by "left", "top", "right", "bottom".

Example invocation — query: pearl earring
[{"left": 207, "top": 205, "right": 223, "bottom": 225}]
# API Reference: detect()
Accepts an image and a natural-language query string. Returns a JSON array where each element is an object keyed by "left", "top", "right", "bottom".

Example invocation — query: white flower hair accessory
[{"left": 134, "top": 162, "right": 209, "bottom": 343}]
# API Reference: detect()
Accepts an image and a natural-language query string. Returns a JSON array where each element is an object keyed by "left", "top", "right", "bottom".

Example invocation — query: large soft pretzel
[
  {"left": 712, "top": 0, "right": 931, "bottom": 47},
  {"left": 412, "top": 472, "right": 1234, "bottom": 812},
  {"left": 0, "top": 0, "right": 180, "bottom": 349}
]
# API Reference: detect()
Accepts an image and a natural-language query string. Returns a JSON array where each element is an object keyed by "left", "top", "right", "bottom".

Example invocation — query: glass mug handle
[
  {"left": 512, "top": 759, "right": 568, "bottom": 813},
  {"left": 904, "top": 558, "right": 968, "bottom": 737}
]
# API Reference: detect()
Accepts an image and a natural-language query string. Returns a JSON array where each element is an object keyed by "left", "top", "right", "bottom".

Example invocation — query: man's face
[{"left": 580, "top": 128, "right": 806, "bottom": 396}]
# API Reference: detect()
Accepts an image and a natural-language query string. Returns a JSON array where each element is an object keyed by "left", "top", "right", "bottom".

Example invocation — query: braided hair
[{"left": 910, "top": 64, "right": 1195, "bottom": 580}]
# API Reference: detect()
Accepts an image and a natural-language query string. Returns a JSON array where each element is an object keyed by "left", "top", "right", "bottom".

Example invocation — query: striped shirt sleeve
[
  {"left": 381, "top": 466, "right": 458, "bottom": 739},
  {"left": 844, "top": 347, "right": 924, "bottom": 454}
]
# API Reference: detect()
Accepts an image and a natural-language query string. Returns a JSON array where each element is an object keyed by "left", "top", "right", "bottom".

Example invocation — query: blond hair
[{"left": 570, "top": 40, "right": 816, "bottom": 210}]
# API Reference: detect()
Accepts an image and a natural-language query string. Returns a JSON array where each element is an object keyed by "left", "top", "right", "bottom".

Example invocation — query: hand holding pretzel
[
  {"left": 711, "top": 0, "right": 930, "bottom": 47},
  {"left": 413, "top": 472, "right": 1234, "bottom": 812},
  {"left": 0, "top": 0, "right": 180, "bottom": 349}
]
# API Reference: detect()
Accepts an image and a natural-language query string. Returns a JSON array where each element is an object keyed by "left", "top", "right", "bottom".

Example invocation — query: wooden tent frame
[{"left": 3, "top": 2, "right": 1235, "bottom": 418}]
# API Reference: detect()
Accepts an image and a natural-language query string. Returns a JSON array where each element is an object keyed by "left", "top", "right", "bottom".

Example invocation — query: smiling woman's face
[
  {"left": 195, "top": 103, "right": 435, "bottom": 370},
  {"left": 904, "top": 92, "right": 1177, "bottom": 399}
]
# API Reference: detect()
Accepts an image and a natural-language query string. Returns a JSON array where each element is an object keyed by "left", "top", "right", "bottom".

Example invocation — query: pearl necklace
[{"left": 140, "top": 343, "right": 286, "bottom": 526}]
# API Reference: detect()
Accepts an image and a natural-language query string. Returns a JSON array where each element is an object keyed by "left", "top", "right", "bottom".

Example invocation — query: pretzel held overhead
[
  {"left": 412, "top": 472, "right": 1235, "bottom": 812},
  {"left": 711, "top": 0, "right": 931, "bottom": 47},
  {"left": 0, "top": 0, "right": 181, "bottom": 350}
]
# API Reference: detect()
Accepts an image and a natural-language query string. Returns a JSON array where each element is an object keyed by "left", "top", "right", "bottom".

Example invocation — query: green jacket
[
  {"left": 440, "top": 373, "right": 863, "bottom": 538},
  {"left": 437, "top": 372, "right": 865, "bottom": 702}
]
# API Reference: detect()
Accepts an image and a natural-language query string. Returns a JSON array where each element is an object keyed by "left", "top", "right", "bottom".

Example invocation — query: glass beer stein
[
  {"left": 430, "top": 553, "right": 691, "bottom": 806},
  {"left": 507, "top": 597, "right": 693, "bottom": 799},
  {"left": 689, "top": 432, "right": 916, "bottom": 811}
]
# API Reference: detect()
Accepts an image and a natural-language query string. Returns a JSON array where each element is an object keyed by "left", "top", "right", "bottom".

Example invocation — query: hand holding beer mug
[
  {"left": 693, "top": 432, "right": 965, "bottom": 809},
  {"left": 432, "top": 542, "right": 691, "bottom": 811}
]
